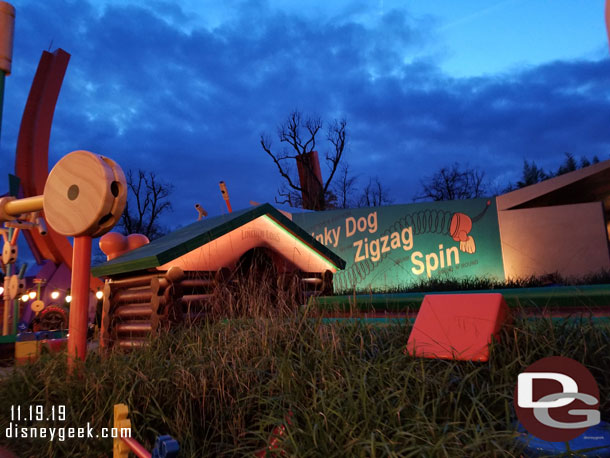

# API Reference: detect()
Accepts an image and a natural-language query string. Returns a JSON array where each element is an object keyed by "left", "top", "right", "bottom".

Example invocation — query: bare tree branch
[
  {"left": 358, "top": 177, "right": 393, "bottom": 207},
  {"left": 333, "top": 163, "right": 358, "bottom": 208},
  {"left": 119, "top": 169, "right": 174, "bottom": 240},
  {"left": 323, "top": 119, "right": 346, "bottom": 194},
  {"left": 260, "top": 135, "right": 302, "bottom": 192},
  {"left": 414, "top": 163, "right": 487, "bottom": 201}
]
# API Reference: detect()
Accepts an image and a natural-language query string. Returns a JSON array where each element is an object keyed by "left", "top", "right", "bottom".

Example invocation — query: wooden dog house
[{"left": 92, "top": 203, "right": 345, "bottom": 349}]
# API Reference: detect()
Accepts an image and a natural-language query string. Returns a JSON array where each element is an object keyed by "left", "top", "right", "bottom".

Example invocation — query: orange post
[
  {"left": 219, "top": 181, "right": 232, "bottom": 213},
  {"left": 67, "top": 235, "right": 91, "bottom": 367}
]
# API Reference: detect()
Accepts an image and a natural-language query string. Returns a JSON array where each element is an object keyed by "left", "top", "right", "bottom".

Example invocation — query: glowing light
[
  {"left": 95, "top": 290, "right": 103, "bottom": 300},
  {"left": 29, "top": 291, "right": 37, "bottom": 299},
  {"left": 262, "top": 214, "right": 342, "bottom": 271},
  {"left": 65, "top": 295, "right": 72, "bottom": 303},
  {"left": 21, "top": 294, "right": 29, "bottom": 302},
  {"left": 51, "top": 290, "right": 60, "bottom": 300},
  {"left": 0, "top": 286, "right": 4, "bottom": 295}
]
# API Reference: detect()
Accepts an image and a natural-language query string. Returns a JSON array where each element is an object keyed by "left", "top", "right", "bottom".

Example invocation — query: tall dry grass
[{"left": 0, "top": 273, "right": 608, "bottom": 457}]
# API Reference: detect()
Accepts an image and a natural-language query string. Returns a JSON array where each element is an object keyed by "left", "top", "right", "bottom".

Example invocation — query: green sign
[{"left": 292, "top": 198, "right": 505, "bottom": 291}]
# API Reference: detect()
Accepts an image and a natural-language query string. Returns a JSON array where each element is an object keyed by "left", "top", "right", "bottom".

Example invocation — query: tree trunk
[{"left": 296, "top": 151, "right": 324, "bottom": 210}]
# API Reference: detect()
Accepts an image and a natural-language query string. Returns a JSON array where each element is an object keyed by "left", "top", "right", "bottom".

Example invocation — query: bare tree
[
  {"left": 333, "top": 163, "right": 359, "bottom": 209},
  {"left": 415, "top": 163, "right": 487, "bottom": 201},
  {"left": 358, "top": 177, "right": 393, "bottom": 207},
  {"left": 119, "top": 169, "right": 173, "bottom": 240},
  {"left": 260, "top": 111, "right": 347, "bottom": 210}
]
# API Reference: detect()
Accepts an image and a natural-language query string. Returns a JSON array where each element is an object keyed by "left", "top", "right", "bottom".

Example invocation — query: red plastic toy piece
[
  {"left": 405, "top": 293, "right": 509, "bottom": 362},
  {"left": 256, "top": 411, "right": 293, "bottom": 457}
]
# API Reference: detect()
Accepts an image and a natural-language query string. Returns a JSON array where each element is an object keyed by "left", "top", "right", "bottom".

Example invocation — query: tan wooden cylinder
[{"left": 3, "top": 195, "right": 44, "bottom": 216}]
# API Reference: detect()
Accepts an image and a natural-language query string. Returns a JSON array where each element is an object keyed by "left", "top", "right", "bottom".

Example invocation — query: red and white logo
[{"left": 514, "top": 356, "right": 600, "bottom": 442}]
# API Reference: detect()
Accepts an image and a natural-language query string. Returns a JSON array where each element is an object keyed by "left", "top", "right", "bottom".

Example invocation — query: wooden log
[
  {"left": 163, "top": 283, "right": 183, "bottom": 323},
  {"left": 180, "top": 294, "right": 214, "bottom": 303},
  {"left": 115, "top": 322, "right": 151, "bottom": 333},
  {"left": 118, "top": 340, "right": 148, "bottom": 349},
  {"left": 150, "top": 293, "right": 161, "bottom": 335},
  {"left": 109, "top": 273, "right": 168, "bottom": 289},
  {"left": 150, "top": 276, "right": 161, "bottom": 295},
  {"left": 114, "top": 304, "right": 152, "bottom": 318},
  {"left": 179, "top": 278, "right": 215, "bottom": 288},
  {"left": 100, "top": 282, "right": 112, "bottom": 349},
  {"left": 113, "top": 288, "right": 154, "bottom": 303}
]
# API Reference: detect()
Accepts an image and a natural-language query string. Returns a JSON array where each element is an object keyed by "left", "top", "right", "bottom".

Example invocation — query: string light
[
  {"left": 0, "top": 286, "right": 4, "bottom": 295},
  {"left": 50, "top": 290, "right": 60, "bottom": 300},
  {"left": 21, "top": 294, "right": 29, "bottom": 302},
  {"left": 65, "top": 289, "right": 72, "bottom": 303},
  {"left": 29, "top": 291, "right": 37, "bottom": 299},
  {"left": 95, "top": 289, "right": 103, "bottom": 300}
]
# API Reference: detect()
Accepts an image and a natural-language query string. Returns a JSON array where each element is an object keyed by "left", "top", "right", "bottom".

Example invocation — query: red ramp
[{"left": 406, "top": 293, "right": 509, "bottom": 362}]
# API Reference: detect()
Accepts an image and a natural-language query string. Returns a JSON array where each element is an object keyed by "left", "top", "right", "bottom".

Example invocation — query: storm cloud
[{"left": 1, "top": 0, "right": 608, "bottom": 230}]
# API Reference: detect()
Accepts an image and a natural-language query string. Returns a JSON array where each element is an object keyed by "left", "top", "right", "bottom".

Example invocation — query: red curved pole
[
  {"left": 14, "top": 48, "right": 102, "bottom": 289},
  {"left": 15, "top": 49, "right": 71, "bottom": 264}
]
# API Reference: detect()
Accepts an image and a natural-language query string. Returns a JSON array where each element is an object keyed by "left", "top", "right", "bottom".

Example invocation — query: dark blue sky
[{"left": 1, "top": 0, "right": 609, "bottom": 233}]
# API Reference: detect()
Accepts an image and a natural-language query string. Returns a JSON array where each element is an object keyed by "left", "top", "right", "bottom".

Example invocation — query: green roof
[{"left": 91, "top": 203, "right": 345, "bottom": 277}]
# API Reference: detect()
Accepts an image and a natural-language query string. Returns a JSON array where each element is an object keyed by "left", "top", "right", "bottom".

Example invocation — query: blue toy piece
[
  {"left": 15, "top": 332, "right": 36, "bottom": 342},
  {"left": 151, "top": 435, "right": 179, "bottom": 458},
  {"left": 515, "top": 421, "right": 610, "bottom": 457},
  {"left": 34, "top": 330, "right": 50, "bottom": 340}
]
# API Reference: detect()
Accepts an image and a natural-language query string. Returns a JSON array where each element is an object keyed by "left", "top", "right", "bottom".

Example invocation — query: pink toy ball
[
  {"left": 99, "top": 232, "right": 128, "bottom": 260},
  {"left": 99, "top": 232, "right": 150, "bottom": 261},
  {"left": 127, "top": 233, "right": 149, "bottom": 251}
]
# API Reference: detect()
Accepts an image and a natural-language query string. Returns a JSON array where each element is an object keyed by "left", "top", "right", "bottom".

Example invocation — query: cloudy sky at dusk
[{"left": 1, "top": 0, "right": 609, "bottom": 234}]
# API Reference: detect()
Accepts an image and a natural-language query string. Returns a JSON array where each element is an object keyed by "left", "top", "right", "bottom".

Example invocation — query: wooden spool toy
[
  {"left": 0, "top": 150, "right": 126, "bottom": 237},
  {"left": 43, "top": 150, "right": 126, "bottom": 237},
  {"left": 0, "top": 150, "right": 127, "bottom": 365}
]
